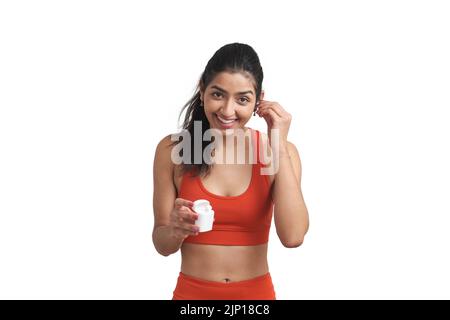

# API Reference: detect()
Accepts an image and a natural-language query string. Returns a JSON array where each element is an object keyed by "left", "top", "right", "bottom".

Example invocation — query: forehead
[{"left": 208, "top": 71, "right": 255, "bottom": 93}]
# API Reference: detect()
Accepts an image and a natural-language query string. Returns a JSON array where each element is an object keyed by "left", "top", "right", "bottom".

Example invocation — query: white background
[{"left": 1, "top": 0, "right": 449, "bottom": 299}]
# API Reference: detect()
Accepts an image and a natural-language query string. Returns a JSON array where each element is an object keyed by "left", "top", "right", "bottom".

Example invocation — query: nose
[{"left": 220, "top": 99, "right": 236, "bottom": 118}]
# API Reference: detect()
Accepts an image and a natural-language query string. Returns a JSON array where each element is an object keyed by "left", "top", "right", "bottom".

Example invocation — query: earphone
[{"left": 253, "top": 102, "right": 260, "bottom": 116}]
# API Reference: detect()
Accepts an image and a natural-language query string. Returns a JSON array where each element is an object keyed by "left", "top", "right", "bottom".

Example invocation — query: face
[{"left": 200, "top": 71, "right": 264, "bottom": 133}]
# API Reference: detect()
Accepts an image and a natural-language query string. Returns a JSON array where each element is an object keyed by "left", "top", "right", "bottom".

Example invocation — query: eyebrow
[{"left": 210, "top": 85, "right": 254, "bottom": 96}]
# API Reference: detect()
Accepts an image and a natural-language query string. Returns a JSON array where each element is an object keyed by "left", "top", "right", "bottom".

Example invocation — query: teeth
[{"left": 217, "top": 115, "right": 237, "bottom": 124}]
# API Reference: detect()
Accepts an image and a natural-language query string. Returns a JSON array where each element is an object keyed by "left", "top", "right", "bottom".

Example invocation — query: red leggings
[{"left": 172, "top": 272, "right": 276, "bottom": 300}]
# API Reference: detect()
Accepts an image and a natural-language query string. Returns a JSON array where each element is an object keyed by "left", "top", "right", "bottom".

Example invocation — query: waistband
[{"left": 178, "top": 271, "right": 273, "bottom": 288}]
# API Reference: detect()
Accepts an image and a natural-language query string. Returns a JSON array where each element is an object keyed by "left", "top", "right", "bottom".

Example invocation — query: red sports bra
[{"left": 179, "top": 128, "right": 274, "bottom": 246}]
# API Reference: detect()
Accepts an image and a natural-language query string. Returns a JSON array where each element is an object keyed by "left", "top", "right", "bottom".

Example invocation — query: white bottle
[{"left": 192, "top": 199, "right": 215, "bottom": 232}]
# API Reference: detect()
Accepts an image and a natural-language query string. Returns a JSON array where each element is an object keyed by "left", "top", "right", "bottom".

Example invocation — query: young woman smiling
[{"left": 152, "top": 43, "right": 309, "bottom": 300}]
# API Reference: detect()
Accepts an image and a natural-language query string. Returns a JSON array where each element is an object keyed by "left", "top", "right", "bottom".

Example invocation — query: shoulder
[
  {"left": 155, "top": 133, "right": 175, "bottom": 152},
  {"left": 258, "top": 132, "right": 302, "bottom": 179},
  {"left": 254, "top": 130, "right": 272, "bottom": 161},
  {"left": 155, "top": 133, "right": 174, "bottom": 155},
  {"left": 286, "top": 140, "right": 302, "bottom": 181},
  {"left": 286, "top": 141, "right": 300, "bottom": 159},
  {"left": 256, "top": 130, "right": 270, "bottom": 148},
  {"left": 154, "top": 133, "right": 178, "bottom": 172},
  {"left": 255, "top": 130, "right": 300, "bottom": 158}
]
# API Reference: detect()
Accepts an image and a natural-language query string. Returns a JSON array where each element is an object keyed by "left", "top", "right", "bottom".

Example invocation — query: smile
[{"left": 216, "top": 114, "right": 238, "bottom": 124}]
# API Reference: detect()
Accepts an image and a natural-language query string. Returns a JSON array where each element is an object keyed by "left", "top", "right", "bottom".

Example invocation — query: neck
[{"left": 212, "top": 127, "right": 252, "bottom": 165}]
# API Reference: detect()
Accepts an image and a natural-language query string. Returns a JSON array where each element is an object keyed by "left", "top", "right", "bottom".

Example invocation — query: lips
[
  {"left": 217, "top": 114, "right": 237, "bottom": 123},
  {"left": 216, "top": 114, "right": 238, "bottom": 128}
]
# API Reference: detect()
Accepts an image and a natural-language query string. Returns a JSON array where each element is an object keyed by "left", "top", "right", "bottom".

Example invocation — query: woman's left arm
[{"left": 257, "top": 100, "right": 309, "bottom": 248}]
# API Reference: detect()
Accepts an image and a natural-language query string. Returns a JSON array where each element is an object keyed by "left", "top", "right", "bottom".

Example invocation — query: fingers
[
  {"left": 173, "top": 219, "right": 199, "bottom": 237},
  {"left": 268, "top": 108, "right": 281, "bottom": 119},
  {"left": 171, "top": 198, "right": 200, "bottom": 237},
  {"left": 173, "top": 226, "right": 199, "bottom": 238},
  {"left": 178, "top": 206, "right": 198, "bottom": 222},
  {"left": 258, "top": 102, "right": 292, "bottom": 123},
  {"left": 171, "top": 209, "right": 199, "bottom": 236},
  {"left": 176, "top": 221, "right": 199, "bottom": 233},
  {"left": 259, "top": 107, "right": 281, "bottom": 121},
  {"left": 258, "top": 103, "right": 282, "bottom": 118},
  {"left": 175, "top": 198, "right": 194, "bottom": 209}
]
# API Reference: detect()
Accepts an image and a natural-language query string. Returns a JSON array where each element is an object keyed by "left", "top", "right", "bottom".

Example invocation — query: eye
[
  {"left": 212, "top": 92, "right": 223, "bottom": 98},
  {"left": 239, "top": 97, "right": 250, "bottom": 104}
]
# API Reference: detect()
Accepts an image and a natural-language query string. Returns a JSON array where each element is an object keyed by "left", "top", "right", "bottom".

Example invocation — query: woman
[{"left": 152, "top": 43, "right": 309, "bottom": 300}]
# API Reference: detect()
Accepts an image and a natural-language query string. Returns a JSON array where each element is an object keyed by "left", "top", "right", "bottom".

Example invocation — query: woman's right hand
[{"left": 169, "top": 198, "right": 199, "bottom": 240}]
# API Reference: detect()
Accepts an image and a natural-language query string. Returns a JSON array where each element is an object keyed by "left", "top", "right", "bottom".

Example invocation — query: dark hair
[{"left": 170, "top": 42, "right": 264, "bottom": 178}]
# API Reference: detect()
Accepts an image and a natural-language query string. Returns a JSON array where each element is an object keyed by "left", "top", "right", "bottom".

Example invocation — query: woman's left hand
[{"left": 256, "top": 100, "right": 292, "bottom": 148}]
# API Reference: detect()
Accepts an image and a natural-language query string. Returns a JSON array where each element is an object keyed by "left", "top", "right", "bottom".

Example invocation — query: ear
[{"left": 259, "top": 90, "right": 265, "bottom": 102}]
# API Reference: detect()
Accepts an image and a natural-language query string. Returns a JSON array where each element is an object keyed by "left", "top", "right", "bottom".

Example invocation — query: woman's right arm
[{"left": 152, "top": 135, "right": 199, "bottom": 256}]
